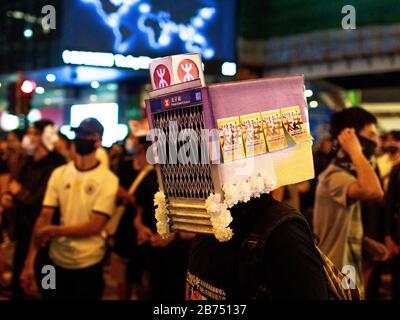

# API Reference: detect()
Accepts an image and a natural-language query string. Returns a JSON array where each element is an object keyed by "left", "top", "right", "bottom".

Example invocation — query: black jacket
[
  {"left": 385, "top": 163, "right": 400, "bottom": 243},
  {"left": 187, "top": 194, "right": 329, "bottom": 300}
]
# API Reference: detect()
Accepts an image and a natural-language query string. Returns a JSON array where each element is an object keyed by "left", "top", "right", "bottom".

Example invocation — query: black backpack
[{"left": 238, "top": 201, "right": 360, "bottom": 300}]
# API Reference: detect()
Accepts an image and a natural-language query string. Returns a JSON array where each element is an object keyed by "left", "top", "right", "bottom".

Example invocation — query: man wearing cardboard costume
[{"left": 145, "top": 54, "right": 330, "bottom": 300}]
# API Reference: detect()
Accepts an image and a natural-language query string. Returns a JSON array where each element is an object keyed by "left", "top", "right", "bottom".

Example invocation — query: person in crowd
[
  {"left": 314, "top": 137, "right": 334, "bottom": 178},
  {"left": 132, "top": 133, "right": 193, "bottom": 300},
  {"left": 108, "top": 135, "right": 139, "bottom": 300},
  {"left": 377, "top": 131, "right": 400, "bottom": 192},
  {"left": 108, "top": 143, "right": 124, "bottom": 174},
  {"left": 313, "top": 107, "right": 387, "bottom": 296},
  {"left": 384, "top": 146, "right": 400, "bottom": 300},
  {"left": 0, "top": 120, "right": 65, "bottom": 300},
  {"left": 20, "top": 118, "right": 118, "bottom": 300},
  {"left": 299, "top": 137, "right": 335, "bottom": 228},
  {"left": 6, "top": 129, "right": 26, "bottom": 179},
  {"left": 54, "top": 133, "right": 71, "bottom": 162}
]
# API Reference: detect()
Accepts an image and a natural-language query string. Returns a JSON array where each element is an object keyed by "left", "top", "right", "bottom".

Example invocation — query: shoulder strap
[
  {"left": 128, "top": 164, "right": 154, "bottom": 195},
  {"left": 238, "top": 200, "right": 310, "bottom": 299},
  {"left": 103, "top": 164, "right": 154, "bottom": 237}
]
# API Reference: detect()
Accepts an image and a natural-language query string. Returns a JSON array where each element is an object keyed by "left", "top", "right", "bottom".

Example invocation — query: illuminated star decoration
[{"left": 81, "top": 0, "right": 216, "bottom": 59}]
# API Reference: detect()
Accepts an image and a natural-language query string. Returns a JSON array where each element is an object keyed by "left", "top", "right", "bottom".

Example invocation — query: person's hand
[
  {"left": 150, "top": 233, "right": 176, "bottom": 248},
  {"left": 9, "top": 180, "right": 22, "bottom": 195},
  {"left": 364, "top": 237, "right": 391, "bottom": 262},
  {"left": 0, "top": 193, "right": 14, "bottom": 209},
  {"left": 338, "top": 128, "right": 363, "bottom": 158},
  {"left": 385, "top": 235, "right": 399, "bottom": 256},
  {"left": 135, "top": 224, "right": 154, "bottom": 246},
  {"left": 20, "top": 264, "right": 41, "bottom": 298},
  {"left": 35, "top": 225, "right": 57, "bottom": 247}
]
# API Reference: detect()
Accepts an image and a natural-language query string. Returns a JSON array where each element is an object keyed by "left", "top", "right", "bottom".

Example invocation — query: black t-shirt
[
  {"left": 113, "top": 160, "right": 138, "bottom": 257},
  {"left": 13, "top": 151, "right": 66, "bottom": 240},
  {"left": 187, "top": 195, "right": 329, "bottom": 300},
  {"left": 136, "top": 170, "right": 159, "bottom": 233}
]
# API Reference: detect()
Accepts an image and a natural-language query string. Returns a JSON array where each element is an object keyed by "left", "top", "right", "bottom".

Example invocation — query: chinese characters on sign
[{"left": 217, "top": 106, "right": 313, "bottom": 162}]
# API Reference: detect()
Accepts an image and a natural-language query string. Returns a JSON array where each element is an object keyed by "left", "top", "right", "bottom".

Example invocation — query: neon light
[
  {"left": 1, "top": 112, "right": 19, "bottom": 131},
  {"left": 221, "top": 62, "right": 236, "bottom": 76},
  {"left": 35, "top": 86, "right": 45, "bottom": 94},
  {"left": 81, "top": 0, "right": 216, "bottom": 59},
  {"left": 62, "top": 50, "right": 152, "bottom": 70},
  {"left": 27, "top": 109, "right": 42, "bottom": 123},
  {"left": 21, "top": 80, "right": 37, "bottom": 93},
  {"left": 46, "top": 74, "right": 56, "bottom": 82},
  {"left": 91, "top": 81, "right": 100, "bottom": 89}
]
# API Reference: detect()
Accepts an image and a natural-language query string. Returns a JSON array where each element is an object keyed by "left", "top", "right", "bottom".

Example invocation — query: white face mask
[
  {"left": 22, "top": 135, "right": 36, "bottom": 155},
  {"left": 42, "top": 125, "right": 59, "bottom": 152}
]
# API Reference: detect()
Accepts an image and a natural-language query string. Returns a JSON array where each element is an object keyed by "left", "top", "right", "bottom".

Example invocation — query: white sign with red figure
[{"left": 149, "top": 53, "right": 205, "bottom": 90}]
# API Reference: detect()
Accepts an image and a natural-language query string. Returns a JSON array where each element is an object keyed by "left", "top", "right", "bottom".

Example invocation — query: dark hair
[
  {"left": 329, "top": 107, "right": 377, "bottom": 140},
  {"left": 9, "top": 129, "right": 24, "bottom": 141},
  {"left": 389, "top": 130, "right": 400, "bottom": 142},
  {"left": 58, "top": 132, "right": 71, "bottom": 147},
  {"left": 33, "top": 119, "right": 54, "bottom": 134}
]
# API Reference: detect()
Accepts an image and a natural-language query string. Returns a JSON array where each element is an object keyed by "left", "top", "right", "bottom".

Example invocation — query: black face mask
[
  {"left": 384, "top": 146, "right": 399, "bottom": 155},
  {"left": 75, "top": 138, "right": 96, "bottom": 155},
  {"left": 358, "top": 135, "right": 377, "bottom": 159}
]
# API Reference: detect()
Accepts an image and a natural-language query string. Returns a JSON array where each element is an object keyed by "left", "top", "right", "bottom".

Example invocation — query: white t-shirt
[{"left": 43, "top": 161, "right": 118, "bottom": 269}]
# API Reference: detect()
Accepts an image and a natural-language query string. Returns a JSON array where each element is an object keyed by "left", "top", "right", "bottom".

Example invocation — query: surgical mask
[
  {"left": 22, "top": 135, "right": 37, "bottom": 155},
  {"left": 75, "top": 138, "right": 97, "bottom": 155},
  {"left": 125, "top": 139, "right": 138, "bottom": 156},
  {"left": 384, "top": 145, "right": 399, "bottom": 155}
]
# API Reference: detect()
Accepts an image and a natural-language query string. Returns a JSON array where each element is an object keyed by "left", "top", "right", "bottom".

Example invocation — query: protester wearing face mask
[
  {"left": 20, "top": 118, "right": 118, "bottom": 300},
  {"left": 313, "top": 107, "right": 387, "bottom": 297},
  {"left": 0, "top": 120, "right": 65, "bottom": 300}
]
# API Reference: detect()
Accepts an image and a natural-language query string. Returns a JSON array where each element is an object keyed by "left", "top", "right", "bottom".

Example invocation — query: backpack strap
[{"left": 238, "top": 199, "right": 310, "bottom": 299}]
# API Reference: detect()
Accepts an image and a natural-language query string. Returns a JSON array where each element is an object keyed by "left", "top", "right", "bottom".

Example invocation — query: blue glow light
[
  {"left": 80, "top": 0, "right": 216, "bottom": 59},
  {"left": 138, "top": 3, "right": 151, "bottom": 13}
]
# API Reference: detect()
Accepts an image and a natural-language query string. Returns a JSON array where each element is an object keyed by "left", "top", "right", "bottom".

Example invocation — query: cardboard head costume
[{"left": 146, "top": 53, "right": 314, "bottom": 242}]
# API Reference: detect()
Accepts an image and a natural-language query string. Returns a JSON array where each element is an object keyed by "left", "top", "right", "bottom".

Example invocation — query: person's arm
[
  {"left": 37, "top": 212, "right": 109, "bottom": 238},
  {"left": 20, "top": 206, "right": 55, "bottom": 297},
  {"left": 265, "top": 219, "right": 330, "bottom": 299},
  {"left": 134, "top": 206, "right": 154, "bottom": 245},
  {"left": 339, "top": 128, "right": 384, "bottom": 201}
]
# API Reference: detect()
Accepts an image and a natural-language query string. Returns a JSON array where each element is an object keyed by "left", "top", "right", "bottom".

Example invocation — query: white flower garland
[
  {"left": 154, "top": 172, "right": 277, "bottom": 242},
  {"left": 153, "top": 191, "right": 170, "bottom": 238},
  {"left": 206, "top": 171, "right": 277, "bottom": 242}
]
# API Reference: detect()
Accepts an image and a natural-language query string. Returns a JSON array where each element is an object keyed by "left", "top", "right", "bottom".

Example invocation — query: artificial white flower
[
  {"left": 214, "top": 227, "right": 234, "bottom": 242},
  {"left": 222, "top": 183, "right": 240, "bottom": 208},
  {"left": 205, "top": 193, "right": 222, "bottom": 214},
  {"left": 237, "top": 181, "right": 252, "bottom": 203},
  {"left": 156, "top": 221, "right": 170, "bottom": 238},
  {"left": 155, "top": 207, "right": 169, "bottom": 223},
  {"left": 249, "top": 175, "right": 265, "bottom": 198},
  {"left": 205, "top": 193, "right": 234, "bottom": 242},
  {"left": 210, "top": 209, "right": 232, "bottom": 228},
  {"left": 154, "top": 191, "right": 166, "bottom": 207},
  {"left": 261, "top": 171, "right": 277, "bottom": 193},
  {"left": 153, "top": 191, "right": 170, "bottom": 238}
]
